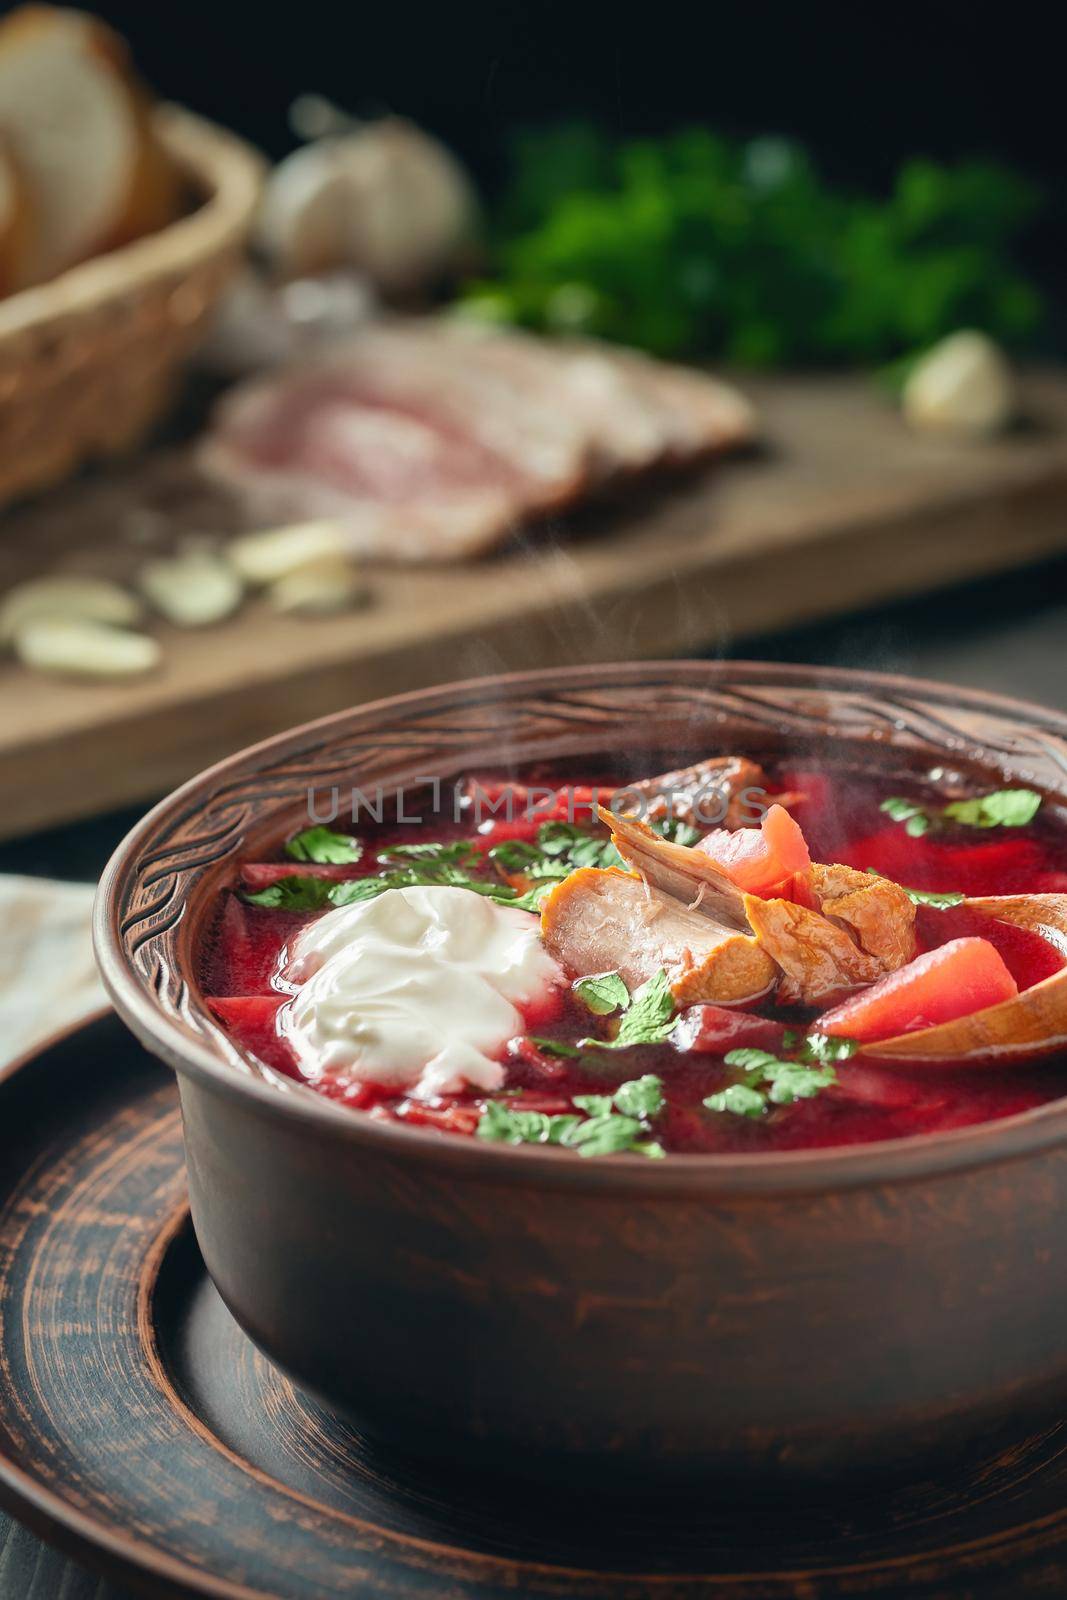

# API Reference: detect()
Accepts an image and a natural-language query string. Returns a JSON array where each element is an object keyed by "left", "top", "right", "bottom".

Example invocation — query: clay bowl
[{"left": 95, "top": 661, "right": 1067, "bottom": 1486}]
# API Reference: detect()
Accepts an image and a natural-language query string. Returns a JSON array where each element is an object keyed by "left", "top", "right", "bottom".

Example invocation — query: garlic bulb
[
  {"left": 257, "top": 117, "right": 479, "bottom": 296},
  {"left": 902, "top": 331, "right": 1016, "bottom": 439}
]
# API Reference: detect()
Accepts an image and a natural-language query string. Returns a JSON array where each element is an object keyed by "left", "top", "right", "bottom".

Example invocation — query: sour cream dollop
[{"left": 281, "top": 885, "right": 562, "bottom": 1099}]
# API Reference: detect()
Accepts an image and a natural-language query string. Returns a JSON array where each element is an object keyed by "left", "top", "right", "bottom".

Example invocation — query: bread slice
[{"left": 0, "top": 5, "right": 178, "bottom": 289}]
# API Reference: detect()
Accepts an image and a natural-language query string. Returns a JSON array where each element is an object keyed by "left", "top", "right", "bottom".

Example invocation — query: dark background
[{"left": 77, "top": 0, "right": 1067, "bottom": 341}]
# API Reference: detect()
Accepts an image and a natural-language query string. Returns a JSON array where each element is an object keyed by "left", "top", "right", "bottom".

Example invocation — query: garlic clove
[
  {"left": 227, "top": 522, "right": 350, "bottom": 585},
  {"left": 268, "top": 556, "right": 368, "bottom": 615},
  {"left": 0, "top": 575, "right": 141, "bottom": 645},
  {"left": 139, "top": 549, "right": 244, "bottom": 628},
  {"left": 14, "top": 618, "right": 161, "bottom": 678},
  {"left": 902, "top": 331, "right": 1016, "bottom": 439}
]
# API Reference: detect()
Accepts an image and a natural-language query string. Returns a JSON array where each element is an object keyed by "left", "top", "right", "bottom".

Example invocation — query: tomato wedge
[
  {"left": 695, "top": 803, "right": 812, "bottom": 898},
  {"left": 818, "top": 937, "right": 1018, "bottom": 1043}
]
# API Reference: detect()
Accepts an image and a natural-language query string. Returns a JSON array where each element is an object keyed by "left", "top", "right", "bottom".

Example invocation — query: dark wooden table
[{"left": 3, "top": 552, "right": 1067, "bottom": 1599}]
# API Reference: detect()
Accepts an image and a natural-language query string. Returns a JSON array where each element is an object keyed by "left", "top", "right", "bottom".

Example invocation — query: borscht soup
[{"left": 200, "top": 755, "right": 1067, "bottom": 1157}]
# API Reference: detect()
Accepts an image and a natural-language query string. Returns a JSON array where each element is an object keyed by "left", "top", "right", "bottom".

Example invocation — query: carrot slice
[
  {"left": 818, "top": 937, "right": 1018, "bottom": 1043},
  {"left": 695, "top": 803, "right": 812, "bottom": 898}
]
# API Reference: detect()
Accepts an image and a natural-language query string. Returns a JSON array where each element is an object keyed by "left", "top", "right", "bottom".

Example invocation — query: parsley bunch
[{"left": 462, "top": 125, "right": 1042, "bottom": 365}]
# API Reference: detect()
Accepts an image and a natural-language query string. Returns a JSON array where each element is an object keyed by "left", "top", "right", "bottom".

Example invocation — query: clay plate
[{"left": 8, "top": 1013, "right": 1067, "bottom": 1598}]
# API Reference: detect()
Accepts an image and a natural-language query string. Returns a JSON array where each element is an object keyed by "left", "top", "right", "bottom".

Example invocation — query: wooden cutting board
[{"left": 3, "top": 368, "right": 1067, "bottom": 841}]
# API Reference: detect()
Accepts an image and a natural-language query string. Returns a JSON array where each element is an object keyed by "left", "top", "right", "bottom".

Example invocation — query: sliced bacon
[{"left": 201, "top": 320, "right": 755, "bottom": 562}]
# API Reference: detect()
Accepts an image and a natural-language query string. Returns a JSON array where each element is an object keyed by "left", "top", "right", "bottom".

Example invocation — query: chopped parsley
[
  {"left": 704, "top": 1083, "right": 767, "bottom": 1120},
  {"left": 285, "top": 826, "right": 363, "bottom": 864},
  {"left": 377, "top": 840, "right": 480, "bottom": 865},
  {"left": 574, "top": 971, "right": 630, "bottom": 1015},
  {"left": 581, "top": 969, "right": 676, "bottom": 1050},
  {"left": 881, "top": 788, "right": 1041, "bottom": 837},
  {"left": 527, "top": 1036, "right": 582, "bottom": 1058},
  {"left": 245, "top": 835, "right": 552, "bottom": 914},
  {"left": 704, "top": 1035, "right": 856, "bottom": 1118},
  {"left": 781, "top": 1031, "right": 860, "bottom": 1066},
  {"left": 252, "top": 816, "right": 709, "bottom": 919},
  {"left": 477, "top": 1074, "right": 666, "bottom": 1158},
  {"left": 942, "top": 789, "right": 1042, "bottom": 829},
  {"left": 243, "top": 875, "right": 337, "bottom": 911},
  {"left": 488, "top": 823, "right": 623, "bottom": 886},
  {"left": 612, "top": 1074, "right": 666, "bottom": 1118}
]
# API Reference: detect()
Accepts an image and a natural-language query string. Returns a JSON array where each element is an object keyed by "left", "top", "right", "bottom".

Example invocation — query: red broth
[{"left": 198, "top": 765, "right": 1067, "bottom": 1155}]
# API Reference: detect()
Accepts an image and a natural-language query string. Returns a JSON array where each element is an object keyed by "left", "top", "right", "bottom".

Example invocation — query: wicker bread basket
[{"left": 0, "top": 105, "right": 263, "bottom": 511}]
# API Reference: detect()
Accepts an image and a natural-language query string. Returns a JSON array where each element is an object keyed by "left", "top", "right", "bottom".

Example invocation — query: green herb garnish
[
  {"left": 880, "top": 789, "right": 1041, "bottom": 837},
  {"left": 582, "top": 969, "right": 676, "bottom": 1050},
  {"left": 612, "top": 1073, "right": 666, "bottom": 1119},
  {"left": 879, "top": 797, "right": 933, "bottom": 837},
  {"left": 572, "top": 1093, "right": 615, "bottom": 1116},
  {"left": 285, "top": 826, "right": 363, "bottom": 865},
  {"left": 490, "top": 823, "right": 623, "bottom": 882},
  {"left": 574, "top": 971, "right": 630, "bottom": 1015},
  {"left": 243, "top": 875, "right": 336, "bottom": 910},
  {"left": 704, "top": 1036, "right": 853, "bottom": 1118},
  {"left": 942, "top": 789, "right": 1042, "bottom": 829},
  {"left": 477, "top": 1074, "right": 666, "bottom": 1159},
  {"left": 528, "top": 1037, "right": 582, "bottom": 1059},
  {"left": 476, "top": 1102, "right": 581, "bottom": 1147},
  {"left": 377, "top": 840, "right": 481, "bottom": 865},
  {"left": 703, "top": 1083, "right": 768, "bottom": 1120},
  {"left": 782, "top": 1031, "right": 861, "bottom": 1066},
  {"left": 250, "top": 830, "right": 557, "bottom": 915}
]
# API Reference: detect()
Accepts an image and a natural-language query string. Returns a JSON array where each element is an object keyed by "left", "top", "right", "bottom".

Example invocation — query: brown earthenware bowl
[{"left": 94, "top": 661, "right": 1067, "bottom": 1484}]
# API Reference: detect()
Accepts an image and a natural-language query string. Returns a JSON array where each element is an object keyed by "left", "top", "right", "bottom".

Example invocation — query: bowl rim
[{"left": 94, "top": 658, "right": 1067, "bottom": 1197}]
